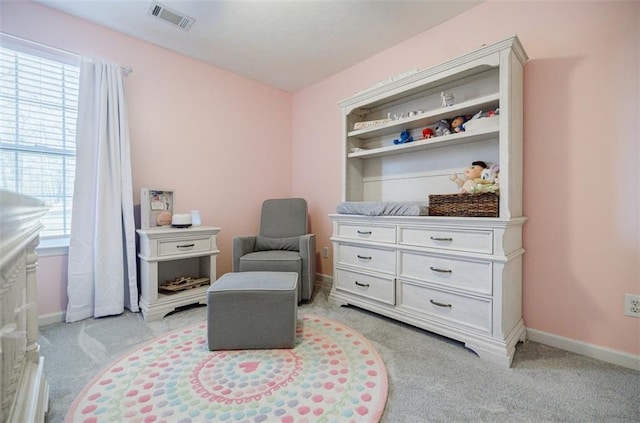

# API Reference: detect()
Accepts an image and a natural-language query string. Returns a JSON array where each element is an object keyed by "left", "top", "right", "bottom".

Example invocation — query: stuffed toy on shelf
[
  {"left": 470, "top": 164, "right": 500, "bottom": 194},
  {"left": 433, "top": 119, "right": 451, "bottom": 137},
  {"left": 422, "top": 128, "right": 434, "bottom": 139},
  {"left": 450, "top": 160, "right": 488, "bottom": 193},
  {"left": 450, "top": 115, "right": 470, "bottom": 133},
  {"left": 393, "top": 129, "right": 413, "bottom": 145}
]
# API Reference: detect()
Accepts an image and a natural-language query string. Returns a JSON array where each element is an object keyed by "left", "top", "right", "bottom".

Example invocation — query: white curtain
[{"left": 66, "top": 58, "right": 138, "bottom": 322}]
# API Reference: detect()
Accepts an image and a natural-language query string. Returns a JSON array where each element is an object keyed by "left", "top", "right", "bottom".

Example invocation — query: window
[{"left": 0, "top": 34, "right": 80, "bottom": 239}]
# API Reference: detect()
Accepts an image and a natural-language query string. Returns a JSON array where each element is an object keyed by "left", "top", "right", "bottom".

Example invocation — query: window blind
[{"left": 0, "top": 33, "right": 80, "bottom": 238}]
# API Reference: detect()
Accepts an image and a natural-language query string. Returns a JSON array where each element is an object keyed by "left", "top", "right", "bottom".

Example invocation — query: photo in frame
[{"left": 141, "top": 188, "right": 174, "bottom": 229}]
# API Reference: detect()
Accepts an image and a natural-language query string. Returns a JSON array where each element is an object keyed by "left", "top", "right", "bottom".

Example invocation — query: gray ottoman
[{"left": 207, "top": 271, "right": 298, "bottom": 351}]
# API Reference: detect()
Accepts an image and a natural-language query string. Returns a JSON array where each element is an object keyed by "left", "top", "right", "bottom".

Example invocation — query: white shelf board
[{"left": 348, "top": 126, "right": 499, "bottom": 159}]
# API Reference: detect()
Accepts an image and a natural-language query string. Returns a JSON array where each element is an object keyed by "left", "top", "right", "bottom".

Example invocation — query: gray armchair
[{"left": 232, "top": 198, "right": 316, "bottom": 301}]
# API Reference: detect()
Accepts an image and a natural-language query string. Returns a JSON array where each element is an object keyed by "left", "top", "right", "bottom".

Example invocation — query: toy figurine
[
  {"left": 441, "top": 91, "right": 454, "bottom": 107},
  {"left": 422, "top": 128, "right": 434, "bottom": 139},
  {"left": 450, "top": 161, "right": 488, "bottom": 193},
  {"left": 393, "top": 129, "right": 413, "bottom": 145}
]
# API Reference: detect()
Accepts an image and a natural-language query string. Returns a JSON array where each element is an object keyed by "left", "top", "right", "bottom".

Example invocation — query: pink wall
[
  {"left": 292, "top": 1, "right": 640, "bottom": 356},
  {"left": 35, "top": 255, "right": 68, "bottom": 317},
  {"left": 1, "top": 1, "right": 293, "bottom": 316}
]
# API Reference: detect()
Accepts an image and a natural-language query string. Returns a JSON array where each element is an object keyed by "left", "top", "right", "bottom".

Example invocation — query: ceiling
[{"left": 34, "top": 0, "right": 482, "bottom": 93}]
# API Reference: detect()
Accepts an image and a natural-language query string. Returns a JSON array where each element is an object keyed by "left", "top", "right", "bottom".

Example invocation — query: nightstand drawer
[
  {"left": 158, "top": 236, "right": 212, "bottom": 256},
  {"left": 399, "top": 251, "right": 492, "bottom": 295},
  {"left": 399, "top": 226, "right": 493, "bottom": 254},
  {"left": 337, "top": 244, "right": 396, "bottom": 274},
  {"left": 335, "top": 268, "right": 395, "bottom": 305},
  {"left": 398, "top": 281, "right": 492, "bottom": 334},
  {"left": 336, "top": 223, "right": 396, "bottom": 243}
]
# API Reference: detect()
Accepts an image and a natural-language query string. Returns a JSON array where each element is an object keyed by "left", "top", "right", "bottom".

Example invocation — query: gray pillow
[{"left": 255, "top": 235, "right": 300, "bottom": 252}]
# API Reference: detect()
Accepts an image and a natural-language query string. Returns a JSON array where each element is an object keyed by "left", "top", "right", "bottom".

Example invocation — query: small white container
[{"left": 191, "top": 210, "right": 201, "bottom": 226}]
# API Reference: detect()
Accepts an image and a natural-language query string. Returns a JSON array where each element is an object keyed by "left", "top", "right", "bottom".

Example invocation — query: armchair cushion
[
  {"left": 255, "top": 235, "right": 300, "bottom": 252},
  {"left": 239, "top": 251, "right": 302, "bottom": 301},
  {"left": 239, "top": 251, "right": 301, "bottom": 272}
]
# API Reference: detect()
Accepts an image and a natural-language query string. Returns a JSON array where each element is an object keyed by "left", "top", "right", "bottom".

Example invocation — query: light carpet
[{"left": 65, "top": 314, "right": 388, "bottom": 423}]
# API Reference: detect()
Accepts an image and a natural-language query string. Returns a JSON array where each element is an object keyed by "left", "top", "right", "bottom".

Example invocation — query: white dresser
[
  {"left": 330, "top": 215, "right": 525, "bottom": 367},
  {"left": 137, "top": 226, "right": 220, "bottom": 321},
  {"left": 329, "top": 37, "right": 527, "bottom": 367},
  {"left": 0, "top": 190, "right": 49, "bottom": 422}
]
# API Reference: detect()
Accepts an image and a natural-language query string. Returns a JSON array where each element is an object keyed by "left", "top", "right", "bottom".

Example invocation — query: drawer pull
[
  {"left": 430, "top": 236, "right": 453, "bottom": 242},
  {"left": 430, "top": 299, "right": 452, "bottom": 308},
  {"left": 354, "top": 281, "right": 370, "bottom": 288},
  {"left": 357, "top": 230, "right": 372, "bottom": 235},
  {"left": 177, "top": 243, "right": 195, "bottom": 249},
  {"left": 356, "top": 255, "right": 372, "bottom": 260},
  {"left": 430, "top": 266, "right": 452, "bottom": 273}
]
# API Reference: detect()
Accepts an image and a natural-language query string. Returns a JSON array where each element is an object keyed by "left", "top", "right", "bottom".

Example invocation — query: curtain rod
[{"left": 1, "top": 33, "right": 134, "bottom": 75}]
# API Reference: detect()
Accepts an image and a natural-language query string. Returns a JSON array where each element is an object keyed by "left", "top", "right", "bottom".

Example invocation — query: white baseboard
[
  {"left": 39, "top": 276, "right": 637, "bottom": 372},
  {"left": 315, "top": 274, "right": 639, "bottom": 371},
  {"left": 527, "top": 328, "right": 639, "bottom": 372},
  {"left": 38, "top": 277, "right": 335, "bottom": 327},
  {"left": 39, "top": 311, "right": 66, "bottom": 327}
]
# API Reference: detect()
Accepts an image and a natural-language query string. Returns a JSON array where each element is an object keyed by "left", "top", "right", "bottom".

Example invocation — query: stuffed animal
[
  {"left": 491, "top": 164, "right": 500, "bottom": 187},
  {"left": 470, "top": 164, "right": 500, "bottom": 193},
  {"left": 477, "top": 165, "right": 497, "bottom": 184},
  {"left": 422, "top": 128, "right": 434, "bottom": 139},
  {"left": 433, "top": 119, "right": 451, "bottom": 137},
  {"left": 450, "top": 115, "right": 470, "bottom": 133},
  {"left": 450, "top": 160, "right": 488, "bottom": 193},
  {"left": 393, "top": 129, "right": 413, "bottom": 145}
]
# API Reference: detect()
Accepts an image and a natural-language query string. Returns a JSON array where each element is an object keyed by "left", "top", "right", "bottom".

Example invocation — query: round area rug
[{"left": 65, "top": 314, "right": 388, "bottom": 423}]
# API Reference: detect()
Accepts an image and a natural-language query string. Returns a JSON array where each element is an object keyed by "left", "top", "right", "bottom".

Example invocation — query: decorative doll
[{"left": 450, "top": 161, "right": 488, "bottom": 193}]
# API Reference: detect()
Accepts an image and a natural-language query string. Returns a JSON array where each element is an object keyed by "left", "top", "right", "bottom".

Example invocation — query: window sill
[{"left": 37, "top": 237, "right": 69, "bottom": 257}]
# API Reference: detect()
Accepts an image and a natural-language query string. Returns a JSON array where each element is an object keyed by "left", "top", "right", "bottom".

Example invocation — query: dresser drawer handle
[
  {"left": 430, "top": 299, "right": 452, "bottom": 308},
  {"left": 430, "top": 266, "right": 452, "bottom": 273},
  {"left": 430, "top": 236, "right": 453, "bottom": 242},
  {"left": 177, "top": 243, "right": 195, "bottom": 248},
  {"left": 356, "top": 255, "right": 372, "bottom": 260},
  {"left": 354, "top": 281, "right": 370, "bottom": 287},
  {"left": 357, "top": 230, "right": 372, "bottom": 235}
]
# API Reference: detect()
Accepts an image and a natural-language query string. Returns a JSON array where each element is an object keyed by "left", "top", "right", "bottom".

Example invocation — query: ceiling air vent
[{"left": 147, "top": 1, "right": 195, "bottom": 31}]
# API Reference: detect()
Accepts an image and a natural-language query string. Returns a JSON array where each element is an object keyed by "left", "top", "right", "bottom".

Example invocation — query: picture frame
[{"left": 140, "top": 188, "right": 174, "bottom": 229}]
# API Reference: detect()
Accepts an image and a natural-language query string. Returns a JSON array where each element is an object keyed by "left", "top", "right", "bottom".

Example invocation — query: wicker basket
[{"left": 428, "top": 193, "right": 499, "bottom": 217}]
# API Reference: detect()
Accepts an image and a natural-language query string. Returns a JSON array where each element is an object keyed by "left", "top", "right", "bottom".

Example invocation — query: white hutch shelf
[{"left": 329, "top": 36, "right": 528, "bottom": 367}]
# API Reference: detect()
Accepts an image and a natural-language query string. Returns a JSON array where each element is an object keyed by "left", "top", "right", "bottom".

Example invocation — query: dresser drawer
[
  {"left": 158, "top": 236, "right": 212, "bottom": 257},
  {"left": 337, "top": 244, "right": 396, "bottom": 274},
  {"left": 336, "top": 223, "right": 396, "bottom": 243},
  {"left": 335, "top": 268, "right": 395, "bottom": 305},
  {"left": 399, "top": 226, "right": 493, "bottom": 254},
  {"left": 398, "top": 280, "right": 492, "bottom": 334},
  {"left": 399, "top": 251, "right": 492, "bottom": 295}
]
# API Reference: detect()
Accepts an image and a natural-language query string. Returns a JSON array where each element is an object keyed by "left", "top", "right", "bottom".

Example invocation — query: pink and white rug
[{"left": 65, "top": 314, "right": 388, "bottom": 422}]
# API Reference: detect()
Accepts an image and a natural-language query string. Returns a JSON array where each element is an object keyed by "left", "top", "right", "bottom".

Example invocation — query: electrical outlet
[
  {"left": 322, "top": 247, "right": 329, "bottom": 258},
  {"left": 624, "top": 294, "right": 640, "bottom": 318}
]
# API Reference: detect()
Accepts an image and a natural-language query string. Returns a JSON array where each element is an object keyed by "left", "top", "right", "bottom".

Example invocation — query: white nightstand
[{"left": 136, "top": 225, "right": 221, "bottom": 321}]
